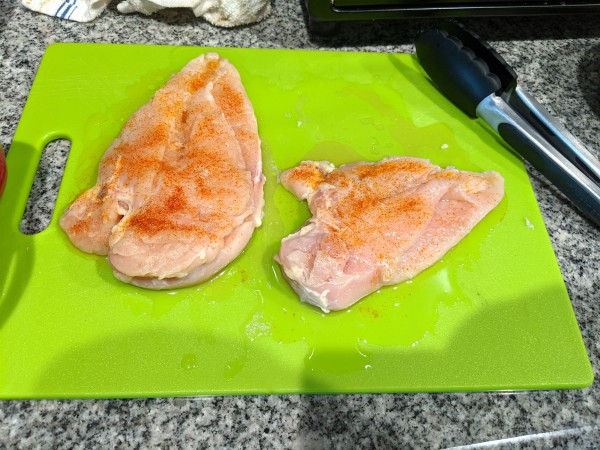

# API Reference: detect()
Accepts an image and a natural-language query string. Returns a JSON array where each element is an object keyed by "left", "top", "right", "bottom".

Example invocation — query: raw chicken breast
[
  {"left": 275, "top": 157, "right": 504, "bottom": 312},
  {"left": 60, "top": 53, "right": 264, "bottom": 289}
]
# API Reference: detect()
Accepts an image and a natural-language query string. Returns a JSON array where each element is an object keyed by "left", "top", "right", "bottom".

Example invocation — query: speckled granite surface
[{"left": 1, "top": 1, "right": 600, "bottom": 447}]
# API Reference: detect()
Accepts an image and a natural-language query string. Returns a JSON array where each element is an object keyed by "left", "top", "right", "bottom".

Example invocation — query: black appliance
[{"left": 305, "top": 0, "right": 600, "bottom": 32}]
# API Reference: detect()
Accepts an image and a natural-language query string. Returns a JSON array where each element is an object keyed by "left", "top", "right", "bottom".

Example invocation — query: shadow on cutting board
[
  {"left": 295, "top": 285, "right": 595, "bottom": 447},
  {"left": 0, "top": 141, "right": 36, "bottom": 331},
  {"left": 298, "top": 284, "right": 594, "bottom": 396},
  {"left": 32, "top": 327, "right": 294, "bottom": 399},
  {"left": 0, "top": 228, "right": 34, "bottom": 331},
  {"left": 26, "top": 282, "right": 594, "bottom": 399}
]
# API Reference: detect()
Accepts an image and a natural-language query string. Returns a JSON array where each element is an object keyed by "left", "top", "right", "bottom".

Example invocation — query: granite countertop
[{"left": 1, "top": 0, "right": 600, "bottom": 447}]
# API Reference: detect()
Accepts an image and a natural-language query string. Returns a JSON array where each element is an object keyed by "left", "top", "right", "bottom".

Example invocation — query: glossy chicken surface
[
  {"left": 276, "top": 157, "right": 504, "bottom": 312},
  {"left": 60, "top": 53, "right": 264, "bottom": 289}
]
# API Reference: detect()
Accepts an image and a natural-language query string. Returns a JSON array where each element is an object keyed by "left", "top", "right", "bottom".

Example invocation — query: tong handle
[
  {"left": 500, "top": 124, "right": 600, "bottom": 225},
  {"left": 479, "top": 96, "right": 600, "bottom": 226},
  {"left": 416, "top": 22, "right": 600, "bottom": 226},
  {"left": 511, "top": 87, "right": 600, "bottom": 184}
]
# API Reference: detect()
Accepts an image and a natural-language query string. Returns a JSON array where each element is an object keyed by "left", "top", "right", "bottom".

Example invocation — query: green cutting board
[{"left": 0, "top": 44, "right": 592, "bottom": 398}]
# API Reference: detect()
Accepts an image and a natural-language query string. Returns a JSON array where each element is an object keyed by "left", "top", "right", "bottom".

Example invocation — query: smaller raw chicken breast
[
  {"left": 60, "top": 53, "right": 264, "bottom": 289},
  {"left": 275, "top": 157, "right": 504, "bottom": 312}
]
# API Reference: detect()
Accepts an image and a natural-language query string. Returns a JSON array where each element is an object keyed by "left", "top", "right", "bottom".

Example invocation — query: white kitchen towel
[
  {"left": 22, "top": 0, "right": 111, "bottom": 22},
  {"left": 117, "top": 0, "right": 271, "bottom": 27},
  {"left": 21, "top": 0, "right": 270, "bottom": 26}
]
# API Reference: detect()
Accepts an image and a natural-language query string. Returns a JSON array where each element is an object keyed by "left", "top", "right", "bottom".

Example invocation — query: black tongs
[{"left": 415, "top": 22, "right": 600, "bottom": 227}]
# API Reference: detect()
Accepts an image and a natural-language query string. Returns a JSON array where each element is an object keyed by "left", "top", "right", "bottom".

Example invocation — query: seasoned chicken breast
[
  {"left": 60, "top": 53, "right": 264, "bottom": 289},
  {"left": 275, "top": 157, "right": 504, "bottom": 312}
]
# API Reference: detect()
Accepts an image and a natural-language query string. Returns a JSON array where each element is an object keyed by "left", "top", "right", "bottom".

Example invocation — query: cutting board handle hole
[{"left": 19, "top": 139, "right": 71, "bottom": 235}]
